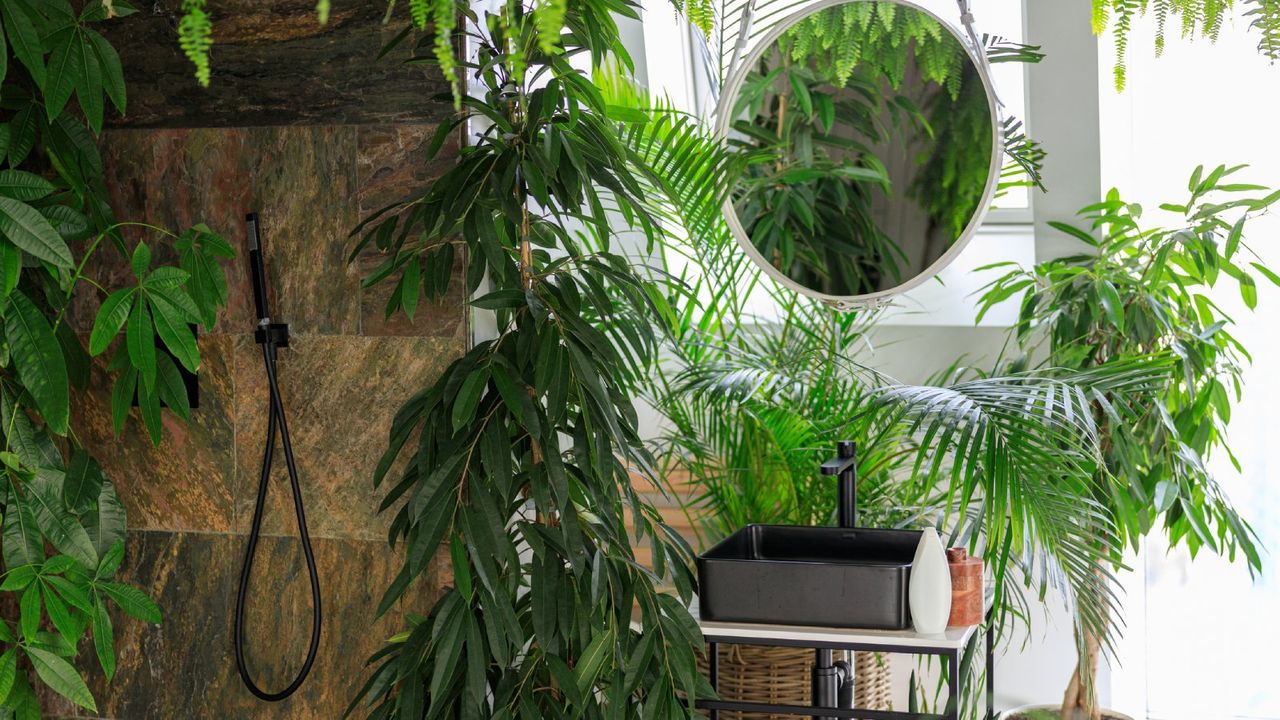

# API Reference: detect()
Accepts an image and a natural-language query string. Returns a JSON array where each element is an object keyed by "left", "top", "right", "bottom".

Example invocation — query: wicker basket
[{"left": 698, "top": 644, "right": 892, "bottom": 719}]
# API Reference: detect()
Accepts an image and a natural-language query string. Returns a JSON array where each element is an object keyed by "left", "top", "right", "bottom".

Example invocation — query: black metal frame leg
[
  {"left": 708, "top": 641, "right": 719, "bottom": 720},
  {"left": 945, "top": 649, "right": 961, "bottom": 720}
]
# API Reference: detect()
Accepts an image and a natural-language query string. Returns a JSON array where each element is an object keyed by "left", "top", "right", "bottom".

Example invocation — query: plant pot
[{"left": 1001, "top": 704, "right": 1134, "bottom": 720}]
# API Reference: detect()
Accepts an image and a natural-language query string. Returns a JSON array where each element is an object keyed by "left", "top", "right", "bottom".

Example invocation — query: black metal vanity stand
[
  {"left": 694, "top": 441, "right": 996, "bottom": 720},
  {"left": 696, "top": 614, "right": 994, "bottom": 720}
]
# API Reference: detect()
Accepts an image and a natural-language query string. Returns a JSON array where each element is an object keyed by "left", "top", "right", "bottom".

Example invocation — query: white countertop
[{"left": 693, "top": 602, "right": 979, "bottom": 651}]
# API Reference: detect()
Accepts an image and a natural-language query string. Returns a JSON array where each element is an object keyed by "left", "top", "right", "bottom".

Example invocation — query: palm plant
[
  {"left": 344, "top": 1, "right": 711, "bottom": 718},
  {"left": 976, "top": 165, "right": 1277, "bottom": 719},
  {"left": 601, "top": 49, "right": 1173, "bottom": 720}
]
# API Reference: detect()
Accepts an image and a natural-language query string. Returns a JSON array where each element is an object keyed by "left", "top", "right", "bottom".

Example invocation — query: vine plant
[
  {"left": 344, "top": 0, "right": 706, "bottom": 717},
  {"left": 0, "top": 1, "right": 233, "bottom": 716}
]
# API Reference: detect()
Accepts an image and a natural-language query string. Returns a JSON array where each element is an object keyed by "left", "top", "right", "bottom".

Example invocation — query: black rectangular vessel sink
[{"left": 697, "top": 525, "right": 922, "bottom": 630}]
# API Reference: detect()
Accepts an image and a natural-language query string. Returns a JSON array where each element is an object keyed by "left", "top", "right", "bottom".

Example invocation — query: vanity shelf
[{"left": 695, "top": 608, "right": 994, "bottom": 720}]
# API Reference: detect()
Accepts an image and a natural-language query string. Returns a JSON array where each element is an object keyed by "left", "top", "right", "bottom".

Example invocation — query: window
[{"left": 1100, "top": 9, "right": 1280, "bottom": 719}]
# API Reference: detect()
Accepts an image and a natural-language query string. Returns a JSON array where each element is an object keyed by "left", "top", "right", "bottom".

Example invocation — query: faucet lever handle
[{"left": 820, "top": 454, "right": 857, "bottom": 476}]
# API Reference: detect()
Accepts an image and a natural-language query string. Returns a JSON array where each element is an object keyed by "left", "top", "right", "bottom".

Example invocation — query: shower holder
[{"left": 254, "top": 322, "right": 291, "bottom": 348}]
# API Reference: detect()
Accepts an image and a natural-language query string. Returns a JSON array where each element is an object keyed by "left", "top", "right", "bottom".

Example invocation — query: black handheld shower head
[
  {"left": 235, "top": 212, "right": 319, "bottom": 703},
  {"left": 245, "top": 213, "right": 271, "bottom": 323}
]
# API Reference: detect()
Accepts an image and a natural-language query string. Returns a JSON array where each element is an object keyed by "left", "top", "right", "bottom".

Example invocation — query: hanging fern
[
  {"left": 178, "top": 0, "right": 213, "bottom": 87},
  {"left": 533, "top": 0, "right": 568, "bottom": 54},
  {"left": 1111, "top": 0, "right": 1137, "bottom": 91},
  {"left": 1246, "top": 0, "right": 1280, "bottom": 60},
  {"left": 779, "top": 1, "right": 970, "bottom": 96},
  {"left": 1096, "top": 0, "right": 1280, "bottom": 90}
]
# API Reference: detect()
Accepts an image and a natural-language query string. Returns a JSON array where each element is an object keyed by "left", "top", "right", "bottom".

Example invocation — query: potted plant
[{"left": 978, "top": 166, "right": 1277, "bottom": 720}]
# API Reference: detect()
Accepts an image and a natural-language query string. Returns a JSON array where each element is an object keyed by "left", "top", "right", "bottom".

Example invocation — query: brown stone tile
[
  {"left": 44, "top": 530, "right": 439, "bottom": 720},
  {"left": 72, "top": 128, "right": 255, "bottom": 334},
  {"left": 355, "top": 124, "right": 457, "bottom": 214},
  {"left": 79, "top": 126, "right": 363, "bottom": 337},
  {"left": 98, "top": 1, "right": 453, "bottom": 129},
  {"left": 253, "top": 125, "right": 363, "bottom": 336},
  {"left": 232, "top": 334, "right": 463, "bottom": 541},
  {"left": 70, "top": 335, "right": 237, "bottom": 534},
  {"left": 354, "top": 123, "right": 469, "bottom": 339}
]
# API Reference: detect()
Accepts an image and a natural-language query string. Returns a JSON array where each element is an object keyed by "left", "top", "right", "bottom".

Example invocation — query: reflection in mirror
[{"left": 722, "top": 0, "right": 998, "bottom": 300}]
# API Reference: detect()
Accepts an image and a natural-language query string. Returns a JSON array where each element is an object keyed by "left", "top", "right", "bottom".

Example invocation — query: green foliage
[
  {"left": 1095, "top": 0, "right": 1280, "bottom": 91},
  {"left": 346, "top": 1, "right": 708, "bottom": 718},
  {"left": 176, "top": 0, "right": 715, "bottom": 98},
  {"left": 729, "top": 54, "right": 915, "bottom": 296},
  {"left": 783, "top": 1, "right": 966, "bottom": 95},
  {"left": 602, "top": 71, "right": 1173, "bottom": 702},
  {"left": 178, "top": 0, "right": 212, "bottom": 88},
  {"left": 976, "top": 164, "right": 1277, "bottom": 715},
  {"left": 0, "top": 1, "right": 233, "bottom": 715}
]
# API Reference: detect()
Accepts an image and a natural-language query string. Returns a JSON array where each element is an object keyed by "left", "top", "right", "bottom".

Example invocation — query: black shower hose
[{"left": 233, "top": 337, "right": 322, "bottom": 701}]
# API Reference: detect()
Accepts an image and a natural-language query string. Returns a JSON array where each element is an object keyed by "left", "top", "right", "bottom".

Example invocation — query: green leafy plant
[
  {"left": 976, "top": 165, "right": 1278, "bottom": 719},
  {"left": 602, "top": 62, "right": 1179, "bottom": 720},
  {"left": 344, "top": 1, "right": 711, "bottom": 718},
  {"left": 1094, "top": 0, "right": 1280, "bottom": 90},
  {"left": 0, "top": 0, "right": 233, "bottom": 715},
  {"left": 175, "top": 0, "right": 715, "bottom": 95}
]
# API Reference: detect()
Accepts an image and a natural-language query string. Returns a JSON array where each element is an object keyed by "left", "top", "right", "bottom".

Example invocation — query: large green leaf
[
  {"left": 28, "top": 468, "right": 97, "bottom": 568},
  {"left": 43, "top": 28, "right": 85, "bottom": 121},
  {"left": 127, "top": 295, "right": 156, "bottom": 389},
  {"left": 1, "top": 389, "right": 63, "bottom": 470},
  {"left": 63, "top": 450, "right": 105, "bottom": 514},
  {"left": 2, "top": 483, "right": 42, "bottom": 569},
  {"left": 25, "top": 646, "right": 97, "bottom": 713},
  {"left": 99, "top": 582, "right": 161, "bottom": 624},
  {"left": 149, "top": 292, "right": 200, "bottom": 373},
  {"left": 84, "top": 481, "right": 126, "bottom": 559},
  {"left": 0, "top": 170, "right": 54, "bottom": 201},
  {"left": 0, "top": 197, "right": 73, "bottom": 268},
  {"left": 1, "top": 2, "right": 45, "bottom": 89},
  {"left": 75, "top": 28, "right": 104, "bottom": 134},
  {"left": 6, "top": 290, "right": 70, "bottom": 433},
  {"left": 92, "top": 598, "right": 115, "bottom": 681},
  {"left": 89, "top": 288, "right": 134, "bottom": 355},
  {"left": 86, "top": 28, "right": 125, "bottom": 114},
  {"left": 0, "top": 647, "right": 16, "bottom": 705}
]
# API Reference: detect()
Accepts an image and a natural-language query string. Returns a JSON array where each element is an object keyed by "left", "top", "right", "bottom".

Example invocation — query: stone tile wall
[{"left": 53, "top": 4, "right": 463, "bottom": 717}]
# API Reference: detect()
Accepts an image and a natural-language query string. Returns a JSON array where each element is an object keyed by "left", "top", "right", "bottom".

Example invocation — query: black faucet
[
  {"left": 814, "top": 442, "right": 858, "bottom": 718},
  {"left": 820, "top": 440, "right": 857, "bottom": 529}
]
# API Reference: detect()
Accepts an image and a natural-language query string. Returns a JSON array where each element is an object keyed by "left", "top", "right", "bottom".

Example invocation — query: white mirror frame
[{"left": 715, "top": 0, "right": 1004, "bottom": 310}]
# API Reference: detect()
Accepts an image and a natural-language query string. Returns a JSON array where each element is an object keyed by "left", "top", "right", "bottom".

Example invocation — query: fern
[
  {"left": 781, "top": 1, "right": 972, "bottom": 96},
  {"left": 409, "top": 0, "right": 431, "bottom": 28},
  {"left": 533, "top": 0, "right": 568, "bottom": 54},
  {"left": 1112, "top": 0, "right": 1137, "bottom": 91},
  {"left": 1245, "top": 0, "right": 1280, "bottom": 60},
  {"left": 178, "top": 0, "right": 213, "bottom": 88},
  {"left": 1096, "top": 0, "right": 1280, "bottom": 87}
]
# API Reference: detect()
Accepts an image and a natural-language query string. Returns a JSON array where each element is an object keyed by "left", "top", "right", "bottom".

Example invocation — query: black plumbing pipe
[{"left": 234, "top": 213, "right": 322, "bottom": 702}]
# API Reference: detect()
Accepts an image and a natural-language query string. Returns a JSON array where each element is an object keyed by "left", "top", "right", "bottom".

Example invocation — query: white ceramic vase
[{"left": 909, "top": 527, "right": 952, "bottom": 635}]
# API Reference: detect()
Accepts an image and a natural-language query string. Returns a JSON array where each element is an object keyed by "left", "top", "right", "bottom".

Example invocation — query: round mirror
[{"left": 718, "top": 0, "right": 1001, "bottom": 306}]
